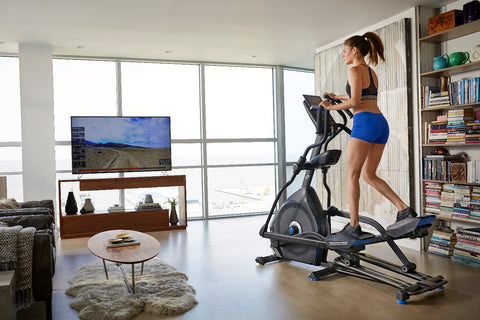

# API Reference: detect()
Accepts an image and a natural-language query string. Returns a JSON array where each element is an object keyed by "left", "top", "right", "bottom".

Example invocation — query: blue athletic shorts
[{"left": 351, "top": 112, "right": 389, "bottom": 144}]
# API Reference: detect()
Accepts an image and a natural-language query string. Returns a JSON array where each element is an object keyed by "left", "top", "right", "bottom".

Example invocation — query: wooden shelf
[
  {"left": 422, "top": 143, "right": 480, "bottom": 147},
  {"left": 419, "top": 19, "right": 480, "bottom": 43},
  {"left": 420, "top": 60, "right": 480, "bottom": 77},
  {"left": 435, "top": 215, "right": 480, "bottom": 226},
  {"left": 58, "top": 175, "right": 187, "bottom": 238},
  {"left": 421, "top": 102, "right": 480, "bottom": 112},
  {"left": 423, "top": 179, "right": 480, "bottom": 187}
]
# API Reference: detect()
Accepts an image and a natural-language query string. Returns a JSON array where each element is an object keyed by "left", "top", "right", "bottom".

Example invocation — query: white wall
[{"left": 19, "top": 43, "right": 57, "bottom": 202}]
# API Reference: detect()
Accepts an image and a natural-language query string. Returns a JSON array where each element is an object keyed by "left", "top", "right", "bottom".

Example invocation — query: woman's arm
[
  {"left": 320, "top": 67, "right": 362, "bottom": 111},
  {"left": 325, "top": 92, "right": 349, "bottom": 101}
]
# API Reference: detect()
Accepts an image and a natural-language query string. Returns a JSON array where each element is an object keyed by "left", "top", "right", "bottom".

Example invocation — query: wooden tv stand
[{"left": 58, "top": 175, "right": 187, "bottom": 238}]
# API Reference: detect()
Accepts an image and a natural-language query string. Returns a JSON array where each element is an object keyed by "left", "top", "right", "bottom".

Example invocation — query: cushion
[
  {"left": 0, "top": 207, "right": 52, "bottom": 217},
  {"left": 0, "top": 215, "right": 54, "bottom": 230}
]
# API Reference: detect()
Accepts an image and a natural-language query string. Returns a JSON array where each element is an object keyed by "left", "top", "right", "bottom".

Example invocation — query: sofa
[{"left": 0, "top": 199, "right": 56, "bottom": 320}]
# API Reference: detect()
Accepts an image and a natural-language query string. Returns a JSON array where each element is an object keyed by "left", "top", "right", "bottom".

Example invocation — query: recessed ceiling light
[
  {"left": 251, "top": 55, "right": 258, "bottom": 58},
  {"left": 76, "top": 45, "right": 84, "bottom": 49},
  {"left": 165, "top": 50, "right": 172, "bottom": 54}
]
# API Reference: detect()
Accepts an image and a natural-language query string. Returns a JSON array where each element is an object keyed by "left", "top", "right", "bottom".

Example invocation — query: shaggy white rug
[{"left": 66, "top": 258, "right": 198, "bottom": 320}]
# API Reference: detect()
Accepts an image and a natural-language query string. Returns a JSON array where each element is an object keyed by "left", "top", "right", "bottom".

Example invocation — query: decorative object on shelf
[
  {"left": 433, "top": 54, "right": 450, "bottom": 70},
  {"left": 440, "top": 75, "right": 450, "bottom": 92},
  {"left": 449, "top": 51, "right": 470, "bottom": 66},
  {"left": 167, "top": 198, "right": 179, "bottom": 226},
  {"left": 428, "top": 10, "right": 464, "bottom": 35},
  {"left": 80, "top": 198, "right": 95, "bottom": 214},
  {"left": 470, "top": 44, "right": 480, "bottom": 62},
  {"left": 451, "top": 162, "right": 467, "bottom": 182},
  {"left": 108, "top": 204, "right": 125, "bottom": 212},
  {"left": 432, "top": 147, "right": 450, "bottom": 155},
  {"left": 65, "top": 191, "right": 78, "bottom": 215},
  {"left": 144, "top": 194, "right": 153, "bottom": 203},
  {"left": 463, "top": 0, "right": 480, "bottom": 24}
]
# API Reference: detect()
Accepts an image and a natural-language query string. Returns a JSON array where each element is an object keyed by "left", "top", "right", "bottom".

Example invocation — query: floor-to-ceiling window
[
  {"left": 48, "top": 58, "right": 314, "bottom": 220},
  {"left": 53, "top": 59, "right": 118, "bottom": 210},
  {"left": 204, "top": 65, "right": 276, "bottom": 217},
  {"left": 120, "top": 61, "right": 204, "bottom": 218},
  {"left": 0, "top": 57, "right": 23, "bottom": 200},
  {"left": 283, "top": 69, "right": 316, "bottom": 197}
]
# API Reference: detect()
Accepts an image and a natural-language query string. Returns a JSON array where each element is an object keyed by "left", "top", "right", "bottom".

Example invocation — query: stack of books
[
  {"left": 452, "top": 227, "right": 480, "bottom": 267},
  {"left": 465, "top": 120, "right": 480, "bottom": 144},
  {"left": 452, "top": 185, "right": 471, "bottom": 219},
  {"left": 446, "top": 108, "right": 474, "bottom": 144},
  {"left": 439, "top": 183, "right": 455, "bottom": 218},
  {"left": 427, "top": 229, "right": 457, "bottom": 258},
  {"left": 424, "top": 181, "right": 441, "bottom": 215},
  {"left": 428, "top": 91, "right": 451, "bottom": 108},
  {"left": 428, "top": 120, "right": 447, "bottom": 144},
  {"left": 470, "top": 186, "right": 480, "bottom": 221}
]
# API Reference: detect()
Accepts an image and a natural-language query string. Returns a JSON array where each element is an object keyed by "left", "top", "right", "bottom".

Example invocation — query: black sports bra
[{"left": 346, "top": 65, "right": 378, "bottom": 100}]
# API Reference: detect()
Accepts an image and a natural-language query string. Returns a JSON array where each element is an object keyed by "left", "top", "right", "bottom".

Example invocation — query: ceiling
[{"left": 0, "top": 0, "right": 455, "bottom": 69}]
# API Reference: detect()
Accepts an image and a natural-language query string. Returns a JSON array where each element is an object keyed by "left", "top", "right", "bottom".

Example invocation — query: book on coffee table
[{"left": 105, "top": 239, "right": 141, "bottom": 248}]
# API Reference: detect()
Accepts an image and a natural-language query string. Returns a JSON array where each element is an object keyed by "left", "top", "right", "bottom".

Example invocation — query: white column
[{"left": 18, "top": 43, "right": 56, "bottom": 201}]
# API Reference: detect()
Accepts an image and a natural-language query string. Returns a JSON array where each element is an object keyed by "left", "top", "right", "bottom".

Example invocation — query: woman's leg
[
  {"left": 361, "top": 143, "right": 408, "bottom": 211},
  {"left": 345, "top": 137, "right": 371, "bottom": 226}
]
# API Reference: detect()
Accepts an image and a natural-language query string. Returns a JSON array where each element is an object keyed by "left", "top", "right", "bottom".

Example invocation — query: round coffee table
[{"left": 87, "top": 229, "right": 161, "bottom": 293}]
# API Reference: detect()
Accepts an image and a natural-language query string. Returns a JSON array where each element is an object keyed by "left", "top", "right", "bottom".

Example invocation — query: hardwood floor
[{"left": 52, "top": 215, "right": 480, "bottom": 319}]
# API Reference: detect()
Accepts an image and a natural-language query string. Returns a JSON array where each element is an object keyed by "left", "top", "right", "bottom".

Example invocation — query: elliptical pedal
[{"left": 386, "top": 215, "right": 435, "bottom": 239}]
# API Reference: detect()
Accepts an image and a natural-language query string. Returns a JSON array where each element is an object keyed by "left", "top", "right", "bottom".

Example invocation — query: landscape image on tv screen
[{"left": 71, "top": 117, "right": 171, "bottom": 174}]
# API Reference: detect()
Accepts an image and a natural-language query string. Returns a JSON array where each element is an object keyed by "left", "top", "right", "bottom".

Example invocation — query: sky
[{"left": 72, "top": 117, "right": 171, "bottom": 148}]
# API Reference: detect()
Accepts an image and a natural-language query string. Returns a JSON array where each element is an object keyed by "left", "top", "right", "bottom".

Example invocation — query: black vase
[
  {"left": 65, "top": 192, "right": 78, "bottom": 215},
  {"left": 170, "top": 205, "right": 179, "bottom": 226}
]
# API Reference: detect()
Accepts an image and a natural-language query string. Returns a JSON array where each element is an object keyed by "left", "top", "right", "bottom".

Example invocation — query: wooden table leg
[
  {"left": 102, "top": 259, "right": 109, "bottom": 279},
  {"left": 131, "top": 264, "right": 135, "bottom": 294}
]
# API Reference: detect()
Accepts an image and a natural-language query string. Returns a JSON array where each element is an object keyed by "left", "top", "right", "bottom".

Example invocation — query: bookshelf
[{"left": 418, "top": 6, "right": 480, "bottom": 254}]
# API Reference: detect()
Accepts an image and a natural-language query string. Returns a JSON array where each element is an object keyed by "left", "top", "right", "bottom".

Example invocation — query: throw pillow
[{"left": 0, "top": 198, "right": 21, "bottom": 209}]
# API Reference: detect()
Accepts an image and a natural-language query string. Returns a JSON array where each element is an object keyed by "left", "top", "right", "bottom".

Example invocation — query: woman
[{"left": 319, "top": 32, "right": 416, "bottom": 240}]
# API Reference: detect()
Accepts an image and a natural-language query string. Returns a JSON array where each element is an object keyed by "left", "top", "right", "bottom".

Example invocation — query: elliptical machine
[{"left": 256, "top": 95, "right": 447, "bottom": 304}]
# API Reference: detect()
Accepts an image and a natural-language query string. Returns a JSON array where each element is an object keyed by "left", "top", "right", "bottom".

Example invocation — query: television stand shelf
[{"left": 58, "top": 175, "right": 187, "bottom": 239}]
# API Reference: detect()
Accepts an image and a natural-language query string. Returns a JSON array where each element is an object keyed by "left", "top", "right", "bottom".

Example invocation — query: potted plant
[{"left": 166, "top": 197, "right": 179, "bottom": 226}]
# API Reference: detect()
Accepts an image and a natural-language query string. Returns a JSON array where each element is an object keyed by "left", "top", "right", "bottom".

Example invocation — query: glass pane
[
  {"left": 207, "top": 142, "right": 274, "bottom": 165},
  {"left": 285, "top": 165, "right": 317, "bottom": 199},
  {"left": 55, "top": 145, "right": 71, "bottom": 172},
  {"left": 0, "top": 147, "right": 22, "bottom": 172},
  {"left": 121, "top": 62, "right": 201, "bottom": 139},
  {"left": 170, "top": 168, "right": 203, "bottom": 219},
  {"left": 284, "top": 69, "right": 315, "bottom": 162},
  {"left": 208, "top": 166, "right": 275, "bottom": 216},
  {"left": 1, "top": 175, "right": 23, "bottom": 201},
  {"left": 204, "top": 65, "right": 274, "bottom": 139},
  {"left": 53, "top": 59, "right": 117, "bottom": 141},
  {"left": 0, "top": 57, "right": 21, "bottom": 141},
  {"left": 171, "top": 143, "right": 201, "bottom": 166}
]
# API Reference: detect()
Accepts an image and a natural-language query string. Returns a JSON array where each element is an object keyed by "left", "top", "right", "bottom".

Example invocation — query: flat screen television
[{"left": 71, "top": 116, "right": 171, "bottom": 174}]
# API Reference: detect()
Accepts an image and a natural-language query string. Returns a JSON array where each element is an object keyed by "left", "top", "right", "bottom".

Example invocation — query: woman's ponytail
[
  {"left": 344, "top": 32, "right": 385, "bottom": 66},
  {"left": 363, "top": 32, "right": 385, "bottom": 66}
]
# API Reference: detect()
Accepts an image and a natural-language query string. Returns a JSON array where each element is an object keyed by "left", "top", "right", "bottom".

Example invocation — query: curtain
[{"left": 314, "top": 18, "right": 412, "bottom": 227}]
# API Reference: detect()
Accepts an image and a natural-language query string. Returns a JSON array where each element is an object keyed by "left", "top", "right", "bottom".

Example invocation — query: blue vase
[{"left": 433, "top": 54, "right": 450, "bottom": 70}]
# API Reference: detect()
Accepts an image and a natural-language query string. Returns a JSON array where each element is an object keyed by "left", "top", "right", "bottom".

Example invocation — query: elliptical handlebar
[{"left": 323, "top": 94, "right": 354, "bottom": 119}]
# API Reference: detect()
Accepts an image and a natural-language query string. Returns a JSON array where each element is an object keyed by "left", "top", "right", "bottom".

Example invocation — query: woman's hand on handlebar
[
  {"left": 319, "top": 99, "right": 333, "bottom": 110},
  {"left": 324, "top": 92, "right": 338, "bottom": 100}
]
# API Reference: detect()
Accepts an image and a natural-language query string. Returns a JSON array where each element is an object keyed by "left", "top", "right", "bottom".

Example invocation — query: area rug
[{"left": 66, "top": 258, "right": 198, "bottom": 320}]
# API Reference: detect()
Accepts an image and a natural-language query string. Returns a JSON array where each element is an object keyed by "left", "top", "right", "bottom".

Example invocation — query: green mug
[{"left": 449, "top": 51, "right": 470, "bottom": 66}]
